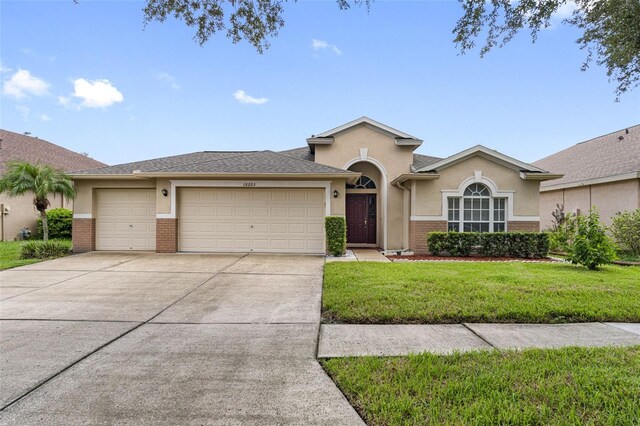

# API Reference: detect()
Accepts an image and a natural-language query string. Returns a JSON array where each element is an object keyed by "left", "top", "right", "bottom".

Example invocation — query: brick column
[
  {"left": 156, "top": 218, "right": 178, "bottom": 253},
  {"left": 72, "top": 218, "right": 95, "bottom": 253},
  {"left": 409, "top": 220, "right": 447, "bottom": 254},
  {"left": 507, "top": 221, "right": 540, "bottom": 232}
]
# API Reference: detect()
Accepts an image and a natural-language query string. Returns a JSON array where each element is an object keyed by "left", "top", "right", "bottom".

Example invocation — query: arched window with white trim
[{"left": 448, "top": 183, "right": 506, "bottom": 232}]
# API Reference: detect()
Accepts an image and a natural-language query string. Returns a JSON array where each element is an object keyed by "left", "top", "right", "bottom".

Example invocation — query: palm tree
[{"left": 0, "top": 162, "right": 76, "bottom": 241}]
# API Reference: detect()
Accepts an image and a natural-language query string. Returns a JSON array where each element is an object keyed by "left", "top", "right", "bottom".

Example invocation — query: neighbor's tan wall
[
  {"left": 73, "top": 179, "right": 157, "bottom": 215},
  {"left": 0, "top": 193, "right": 73, "bottom": 241},
  {"left": 413, "top": 155, "right": 541, "bottom": 218},
  {"left": 314, "top": 124, "right": 415, "bottom": 250},
  {"left": 540, "top": 179, "right": 640, "bottom": 228}
]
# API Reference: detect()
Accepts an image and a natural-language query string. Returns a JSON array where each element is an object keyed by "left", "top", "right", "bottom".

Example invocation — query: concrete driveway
[{"left": 0, "top": 253, "right": 363, "bottom": 425}]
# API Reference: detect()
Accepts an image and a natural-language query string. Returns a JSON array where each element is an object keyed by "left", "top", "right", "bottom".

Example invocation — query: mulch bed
[{"left": 386, "top": 255, "right": 561, "bottom": 263}]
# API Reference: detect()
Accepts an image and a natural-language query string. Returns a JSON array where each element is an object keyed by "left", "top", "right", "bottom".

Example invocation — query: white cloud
[
  {"left": 3, "top": 69, "right": 50, "bottom": 99},
  {"left": 553, "top": 1, "right": 578, "bottom": 19},
  {"left": 61, "top": 78, "right": 124, "bottom": 109},
  {"left": 233, "top": 89, "right": 268, "bottom": 105},
  {"left": 40, "top": 113, "right": 52, "bottom": 122},
  {"left": 0, "top": 62, "right": 12, "bottom": 73},
  {"left": 157, "top": 72, "right": 181, "bottom": 90},
  {"left": 311, "top": 39, "right": 342, "bottom": 55},
  {"left": 16, "top": 105, "right": 30, "bottom": 120}
]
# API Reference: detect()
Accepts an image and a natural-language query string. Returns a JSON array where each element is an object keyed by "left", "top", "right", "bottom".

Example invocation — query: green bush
[
  {"left": 20, "top": 240, "right": 72, "bottom": 260},
  {"left": 325, "top": 216, "right": 346, "bottom": 256},
  {"left": 427, "top": 232, "right": 549, "bottom": 258},
  {"left": 611, "top": 209, "right": 640, "bottom": 256},
  {"left": 568, "top": 209, "right": 616, "bottom": 270},
  {"left": 547, "top": 213, "right": 576, "bottom": 253},
  {"left": 36, "top": 208, "right": 73, "bottom": 239}
]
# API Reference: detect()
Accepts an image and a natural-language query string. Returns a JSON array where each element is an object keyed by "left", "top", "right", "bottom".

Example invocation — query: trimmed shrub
[
  {"left": 568, "top": 209, "right": 616, "bottom": 270},
  {"left": 325, "top": 216, "right": 347, "bottom": 256},
  {"left": 20, "top": 240, "right": 72, "bottom": 260},
  {"left": 36, "top": 208, "right": 73, "bottom": 239},
  {"left": 611, "top": 209, "right": 640, "bottom": 256},
  {"left": 427, "top": 232, "right": 549, "bottom": 258}
]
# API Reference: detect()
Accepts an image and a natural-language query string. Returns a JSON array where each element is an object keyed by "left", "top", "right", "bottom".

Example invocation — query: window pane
[
  {"left": 494, "top": 223, "right": 505, "bottom": 232},
  {"left": 464, "top": 199, "right": 471, "bottom": 209},
  {"left": 473, "top": 199, "right": 480, "bottom": 209},
  {"left": 454, "top": 211, "right": 459, "bottom": 220},
  {"left": 481, "top": 198, "right": 489, "bottom": 209},
  {"left": 464, "top": 210, "right": 471, "bottom": 220},
  {"left": 472, "top": 211, "right": 479, "bottom": 221},
  {"left": 448, "top": 222, "right": 459, "bottom": 232},
  {"left": 480, "top": 223, "right": 489, "bottom": 232},
  {"left": 482, "top": 210, "right": 489, "bottom": 221}
]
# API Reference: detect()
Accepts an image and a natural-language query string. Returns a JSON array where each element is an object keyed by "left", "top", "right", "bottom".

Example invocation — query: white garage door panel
[
  {"left": 179, "top": 188, "right": 325, "bottom": 254},
  {"left": 96, "top": 189, "right": 156, "bottom": 251}
]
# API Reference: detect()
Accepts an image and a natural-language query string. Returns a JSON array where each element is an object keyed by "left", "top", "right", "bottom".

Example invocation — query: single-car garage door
[
  {"left": 179, "top": 188, "right": 325, "bottom": 253},
  {"left": 95, "top": 189, "right": 156, "bottom": 250}
]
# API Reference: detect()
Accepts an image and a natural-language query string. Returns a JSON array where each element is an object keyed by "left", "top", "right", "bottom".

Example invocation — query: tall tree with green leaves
[
  {"left": 140, "top": 0, "right": 639, "bottom": 98},
  {"left": 0, "top": 162, "right": 76, "bottom": 241}
]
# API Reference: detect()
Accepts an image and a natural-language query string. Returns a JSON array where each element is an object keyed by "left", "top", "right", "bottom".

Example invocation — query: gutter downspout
[{"left": 395, "top": 179, "right": 410, "bottom": 251}]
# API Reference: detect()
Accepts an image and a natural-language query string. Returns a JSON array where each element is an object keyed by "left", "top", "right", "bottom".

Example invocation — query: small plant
[
  {"left": 20, "top": 240, "right": 72, "bottom": 260},
  {"left": 548, "top": 213, "right": 576, "bottom": 253},
  {"left": 325, "top": 216, "right": 347, "bottom": 256},
  {"left": 610, "top": 209, "right": 640, "bottom": 257},
  {"left": 567, "top": 208, "right": 616, "bottom": 270},
  {"left": 37, "top": 208, "right": 73, "bottom": 239}
]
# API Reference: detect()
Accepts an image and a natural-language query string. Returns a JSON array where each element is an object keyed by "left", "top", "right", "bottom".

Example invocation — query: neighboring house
[
  {"left": 0, "top": 129, "right": 106, "bottom": 241},
  {"left": 534, "top": 125, "right": 640, "bottom": 229},
  {"left": 70, "top": 117, "right": 560, "bottom": 254}
]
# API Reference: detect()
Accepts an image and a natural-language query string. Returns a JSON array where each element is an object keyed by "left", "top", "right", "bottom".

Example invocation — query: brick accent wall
[
  {"left": 72, "top": 218, "right": 95, "bottom": 253},
  {"left": 507, "top": 221, "right": 540, "bottom": 232},
  {"left": 409, "top": 220, "right": 447, "bottom": 254},
  {"left": 156, "top": 218, "right": 178, "bottom": 253}
]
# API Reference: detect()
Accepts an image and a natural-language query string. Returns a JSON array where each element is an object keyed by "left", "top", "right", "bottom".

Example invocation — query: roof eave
[
  {"left": 519, "top": 172, "right": 564, "bottom": 181},
  {"left": 391, "top": 173, "right": 440, "bottom": 187},
  {"left": 540, "top": 171, "right": 640, "bottom": 192},
  {"left": 395, "top": 137, "right": 423, "bottom": 147}
]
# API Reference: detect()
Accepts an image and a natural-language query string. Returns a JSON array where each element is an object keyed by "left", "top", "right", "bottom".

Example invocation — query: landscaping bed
[
  {"left": 321, "top": 346, "right": 640, "bottom": 426},
  {"left": 387, "top": 254, "right": 559, "bottom": 262},
  {"left": 323, "top": 262, "right": 640, "bottom": 324}
]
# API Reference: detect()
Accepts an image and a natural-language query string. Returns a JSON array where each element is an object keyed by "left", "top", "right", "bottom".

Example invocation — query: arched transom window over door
[
  {"left": 447, "top": 183, "right": 506, "bottom": 232},
  {"left": 347, "top": 176, "right": 376, "bottom": 189}
]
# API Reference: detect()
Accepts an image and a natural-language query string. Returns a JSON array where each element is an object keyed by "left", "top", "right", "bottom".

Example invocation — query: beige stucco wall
[
  {"left": 539, "top": 179, "right": 640, "bottom": 228},
  {"left": 0, "top": 193, "right": 71, "bottom": 241},
  {"left": 413, "top": 155, "right": 541, "bottom": 218},
  {"left": 73, "top": 179, "right": 157, "bottom": 215},
  {"left": 314, "top": 124, "right": 415, "bottom": 250}
]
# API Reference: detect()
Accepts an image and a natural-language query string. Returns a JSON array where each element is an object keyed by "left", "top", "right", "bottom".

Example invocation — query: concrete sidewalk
[{"left": 317, "top": 323, "right": 640, "bottom": 357}]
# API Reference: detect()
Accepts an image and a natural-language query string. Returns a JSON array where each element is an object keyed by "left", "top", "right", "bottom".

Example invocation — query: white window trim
[
  {"left": 447, "top": 193, "right": 506, "bottom": 232},
  {"left": 157, "top": 180, "right": 332, "bottom": 219},
  {"left": 410, "top": 174, "right": 539, "bottom": 222}
]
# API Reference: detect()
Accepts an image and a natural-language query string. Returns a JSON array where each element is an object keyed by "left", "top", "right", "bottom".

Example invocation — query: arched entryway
[{"left": 346, "top": 161, "right": 382, "bottom": 246}]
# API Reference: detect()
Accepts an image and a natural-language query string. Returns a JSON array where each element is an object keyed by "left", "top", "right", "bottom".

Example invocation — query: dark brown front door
[{"left": 346, "top": 194, "right": 377, "bottom": 244}]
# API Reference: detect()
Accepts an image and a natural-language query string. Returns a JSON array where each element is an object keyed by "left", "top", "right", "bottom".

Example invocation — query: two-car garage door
[{"left": 178, "top": 188, "right": 325, "bottom": 254}]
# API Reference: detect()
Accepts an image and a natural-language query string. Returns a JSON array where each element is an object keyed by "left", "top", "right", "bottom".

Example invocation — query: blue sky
[{"left": 1, "top": 0, "right": 639, "bottom": 166}]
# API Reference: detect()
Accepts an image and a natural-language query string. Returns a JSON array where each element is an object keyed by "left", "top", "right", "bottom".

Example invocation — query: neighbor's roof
[
  {"left": 0, "top": 129, "right": 106, "bottom": 174},
  {"left": 73, "top": 150, "right": 358, "bottom": 177},
  {"left": 533, "top": 124, "right": 640, "bottom": 189}
]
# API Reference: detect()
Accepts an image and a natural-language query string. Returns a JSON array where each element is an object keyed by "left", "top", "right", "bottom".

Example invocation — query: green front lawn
[
  {"left": 322, "top": 346, "right": 640, "bottom": 425},
  {"left": 0, "top": 241, "right": 40, "bottom": 270},
  {"left": 323, "top": 262, "right": 640, "bottom": 323}
]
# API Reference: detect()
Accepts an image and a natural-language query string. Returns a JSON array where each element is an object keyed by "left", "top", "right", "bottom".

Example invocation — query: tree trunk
[{"left": 40, "top": 209, "right": 49, "bottom": 242}]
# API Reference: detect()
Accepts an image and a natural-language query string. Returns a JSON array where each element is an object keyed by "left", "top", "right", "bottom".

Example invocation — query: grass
[
  {"left": 0, "top": 239, "right": 72, "bottom": 270},
  {"left": 321, "top": 346, "right": 640, "bottom": 426},
  {"left": 323, "top": 262, "right": 640, "bottom": 323}
]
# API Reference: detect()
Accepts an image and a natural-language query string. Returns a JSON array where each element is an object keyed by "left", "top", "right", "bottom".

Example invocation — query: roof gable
[
  {"left": 415, "top": 145, "right": 547, "bottom": 173},
  {"left": 307, "top": 117, "right": 423, "bottom": 149}
]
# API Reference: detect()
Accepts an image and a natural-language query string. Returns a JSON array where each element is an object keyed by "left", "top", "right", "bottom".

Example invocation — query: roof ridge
[
  {"left": 575, "top": 124, "right": 640, "bottom": 145},
  {"left": 149, "top": 151, "right": 260, "bottom": 172}
]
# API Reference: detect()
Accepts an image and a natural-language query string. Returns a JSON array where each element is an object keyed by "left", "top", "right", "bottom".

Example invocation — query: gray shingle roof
[
  {"left": 0, "top": 129, "right": 106, "bottom": 174},
  {"left": 412, "top": 153, "right": 442, "bottom": 170},
  {"left": 74, "top": 150, "right": 356, "bottom": 176},
  {"left": 533, "top": 124, "right": 640, "bottom": 188}
]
